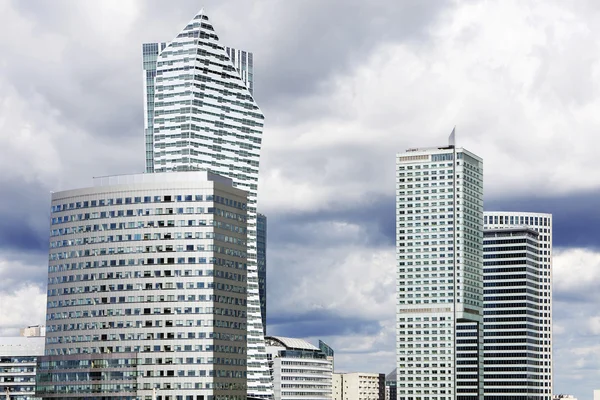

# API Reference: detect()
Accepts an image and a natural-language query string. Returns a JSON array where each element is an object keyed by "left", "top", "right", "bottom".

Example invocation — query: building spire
[{"left": 449, "top": 126, "right": 456, "bottom": 147}]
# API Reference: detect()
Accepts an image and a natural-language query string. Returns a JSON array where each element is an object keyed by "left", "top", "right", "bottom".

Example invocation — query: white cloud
[
  {"left": 554, "top": 248, "right": 600, "bottom": 296},
  {"left": 0, "top": 284, "right": 46, "bottom": 336},
  {"left": 270, "top": 243, "right": 396, "bottom": 321},
  {"left": 3, "top": 0, "right": 600, "bottom": 395},
  {"left": 259, "top": 0, "right": 600, "bottom": 214}
]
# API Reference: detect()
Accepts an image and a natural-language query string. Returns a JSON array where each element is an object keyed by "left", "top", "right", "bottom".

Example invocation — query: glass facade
[
  {"left": 142, "top": 11, "right": 271, "bottom": 398},
  {"left": 225, "top": 47, "right": 254, "bottom": 96},
  {"left": 482, "top": 212, "right": 553, "bottom": 399},
  {"left": 142, "top": 41, "right": 168, "bottom": 174},
  {"left": 385, "top": 369, "right": 397, "bottom": 400},
  {"left": 256, "top": 214, "right": 267, "bottom": 335},
  {"left": 36, "top": 353, "right": 140, "bottom": 400},
  {"left": 395, "top": 147, "right": 484, "bottom": 400},
  {"left": 40, "top": 172, "right": 248, "bottom": 400}
]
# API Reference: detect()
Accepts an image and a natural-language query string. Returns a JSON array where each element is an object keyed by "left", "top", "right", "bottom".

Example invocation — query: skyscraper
[
  {"left": 482, "top": 227, "right": 549, "bottom": 400},
  {"left": 142, "top": 10, "right": 272, "bottom": 398},
  {"left": 142, "top": 41, "right": 168, "bottom": 173},
  {"left": 37, "top": 171, "right": 249, "bottom": 400},
  {"left": 483, "top": 212, "right": 553, "bottom": 399},
  {"left": 395, "top": 144, "right": 484, "bottom": 399},
  {"left": 142, "top": 46, "right": 254, "bottom": 174},
  {"left": 256, "top": 213, "right": 267, "bottom": 334},
  {"left": 225, "top": 47, "right": 254, "bottom": 96}
]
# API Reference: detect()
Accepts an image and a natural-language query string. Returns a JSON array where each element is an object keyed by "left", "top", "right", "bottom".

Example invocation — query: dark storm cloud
[
  {"left": 486, "top": 189, "right": 600, "bottom": 249},
  {"left": 0, "top": 178, "right": 49, "bottom": 254},
  {"left": 5, "top": 0, "right": 453, "bottom": 142},
  {"left": 266, "top": 194, "right": 395, "bottom": 248},
  {"left": 0, "top": 176, "right": 50, "bottom": 288},
  {"left": 264, "top": 187, "right": 600, "bottom": 257},
  {"left": 244, "top": 0, "right": 455, "bottom": 111},
  {"left": 268, "top": 310, "right": 382, "bottom": 338}
]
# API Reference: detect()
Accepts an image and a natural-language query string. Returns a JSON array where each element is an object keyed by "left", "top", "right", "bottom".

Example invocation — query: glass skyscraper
[
  {"left": 142, "top": 10, "right": 272, "bottom": 398},
  {"left": 395, "top": 145, "right": 484, "bottom": 400},
  {"left": 142, "top": 41, "right": 168, "bottom": 173},
  {"left": 256, "top": 213, "right": 267, "bottom": 335},
  {"left": 37, "top": 172, "right": 249, "bottom": 400}
]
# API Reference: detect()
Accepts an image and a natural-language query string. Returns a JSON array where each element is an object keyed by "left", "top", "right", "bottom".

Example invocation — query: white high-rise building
[
  {"left": 484, "top": 212, "right": 553, "bottom": 399},
  {"left": 395, "top": 144, "right": 484, "bottom": 400},
  {"left": 37, "top": 172, "right": 249, "bottom": 400},
  {"left": 142, "top": 46, "right": 254, "bottom": 174},
  {"left": 142, "top": 9, "right": 272, "bottom": 398}
]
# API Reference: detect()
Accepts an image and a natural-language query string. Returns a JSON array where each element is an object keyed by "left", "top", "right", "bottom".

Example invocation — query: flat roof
[{"left": 92, "top": 171, "right": 233, "bottom": 187}]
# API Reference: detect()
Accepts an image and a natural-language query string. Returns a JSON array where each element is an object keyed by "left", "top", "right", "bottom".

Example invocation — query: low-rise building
[
  {"left": 333, "top": 372, "right": 385, "bottom": 400},
  {"left": 0, "top": 336, "right": 45, "bottom": 399},
  {"left": 266, "top": 336, "right": 332, "bottom": 400}
]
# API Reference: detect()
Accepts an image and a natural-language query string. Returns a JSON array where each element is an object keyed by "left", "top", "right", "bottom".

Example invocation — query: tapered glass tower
[{"left": 142, "top": 10, "right": 272, "bottom": 398}]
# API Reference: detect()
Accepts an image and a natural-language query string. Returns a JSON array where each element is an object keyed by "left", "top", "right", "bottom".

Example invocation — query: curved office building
[
  {"left": 265, "top": 337, "right": 332, "bottom": 400},
  {"left": 37, "top": 172, "right": 249, "bottom": 400}
]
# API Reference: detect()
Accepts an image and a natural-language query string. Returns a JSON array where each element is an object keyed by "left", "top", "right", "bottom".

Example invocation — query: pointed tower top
[{"left": 449, "top": 126, "right": 456, "bottom": 147}]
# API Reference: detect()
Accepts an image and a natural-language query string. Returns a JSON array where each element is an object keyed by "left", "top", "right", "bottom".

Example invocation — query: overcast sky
[{"left": 1, "top": 0, "right": 600, "bottom": 398}]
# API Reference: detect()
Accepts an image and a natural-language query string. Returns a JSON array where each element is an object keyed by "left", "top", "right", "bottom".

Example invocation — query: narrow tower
[
  {"left": 483, "top": 212, "right": 553, "bottom": 399},
  {"left": 395, "top": 142, "right": 484, "bottom": 399}
]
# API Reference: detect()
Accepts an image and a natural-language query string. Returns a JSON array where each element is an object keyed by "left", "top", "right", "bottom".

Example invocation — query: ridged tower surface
[{"left": 151, "top": 9, "right": 272, "bottom": 398}]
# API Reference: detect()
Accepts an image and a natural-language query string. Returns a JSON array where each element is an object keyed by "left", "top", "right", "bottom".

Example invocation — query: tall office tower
[
  {"left": 142, "top": 10, "right": 272, "bottom": 398},
  {"left": 395, "top": 144, "right": 484, "bottom": 400},
  {"left": 142, "top": 41, "right": 168, "bottom": 173},
  {"left": 484, "top": 212, "right": 553, "bottom": 399},
  {"left": 266, "top": 337, "right": 333, "bottom": 400},
  {"left": 256, "top": 213, "right": 267, "bottom": 334},
  {"left": 37, "top": 172, "right": 249, "bottom": 400},
  {"left": 482, "top": 227, "right": 548, "bottom": 400}
]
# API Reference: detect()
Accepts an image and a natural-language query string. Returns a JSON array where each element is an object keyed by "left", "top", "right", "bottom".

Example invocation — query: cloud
[
  {"left": 550, "top": 248, "right": 600, "bottom": 398},
  {"left": 0, "top": 284, "right": 46, "bottom": 336},
  {"left": 2, "top": 0, "right": 600, "bottom": 396},
  {"left": 554, "top": 248, "right": 600, "bottom": 301}
]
